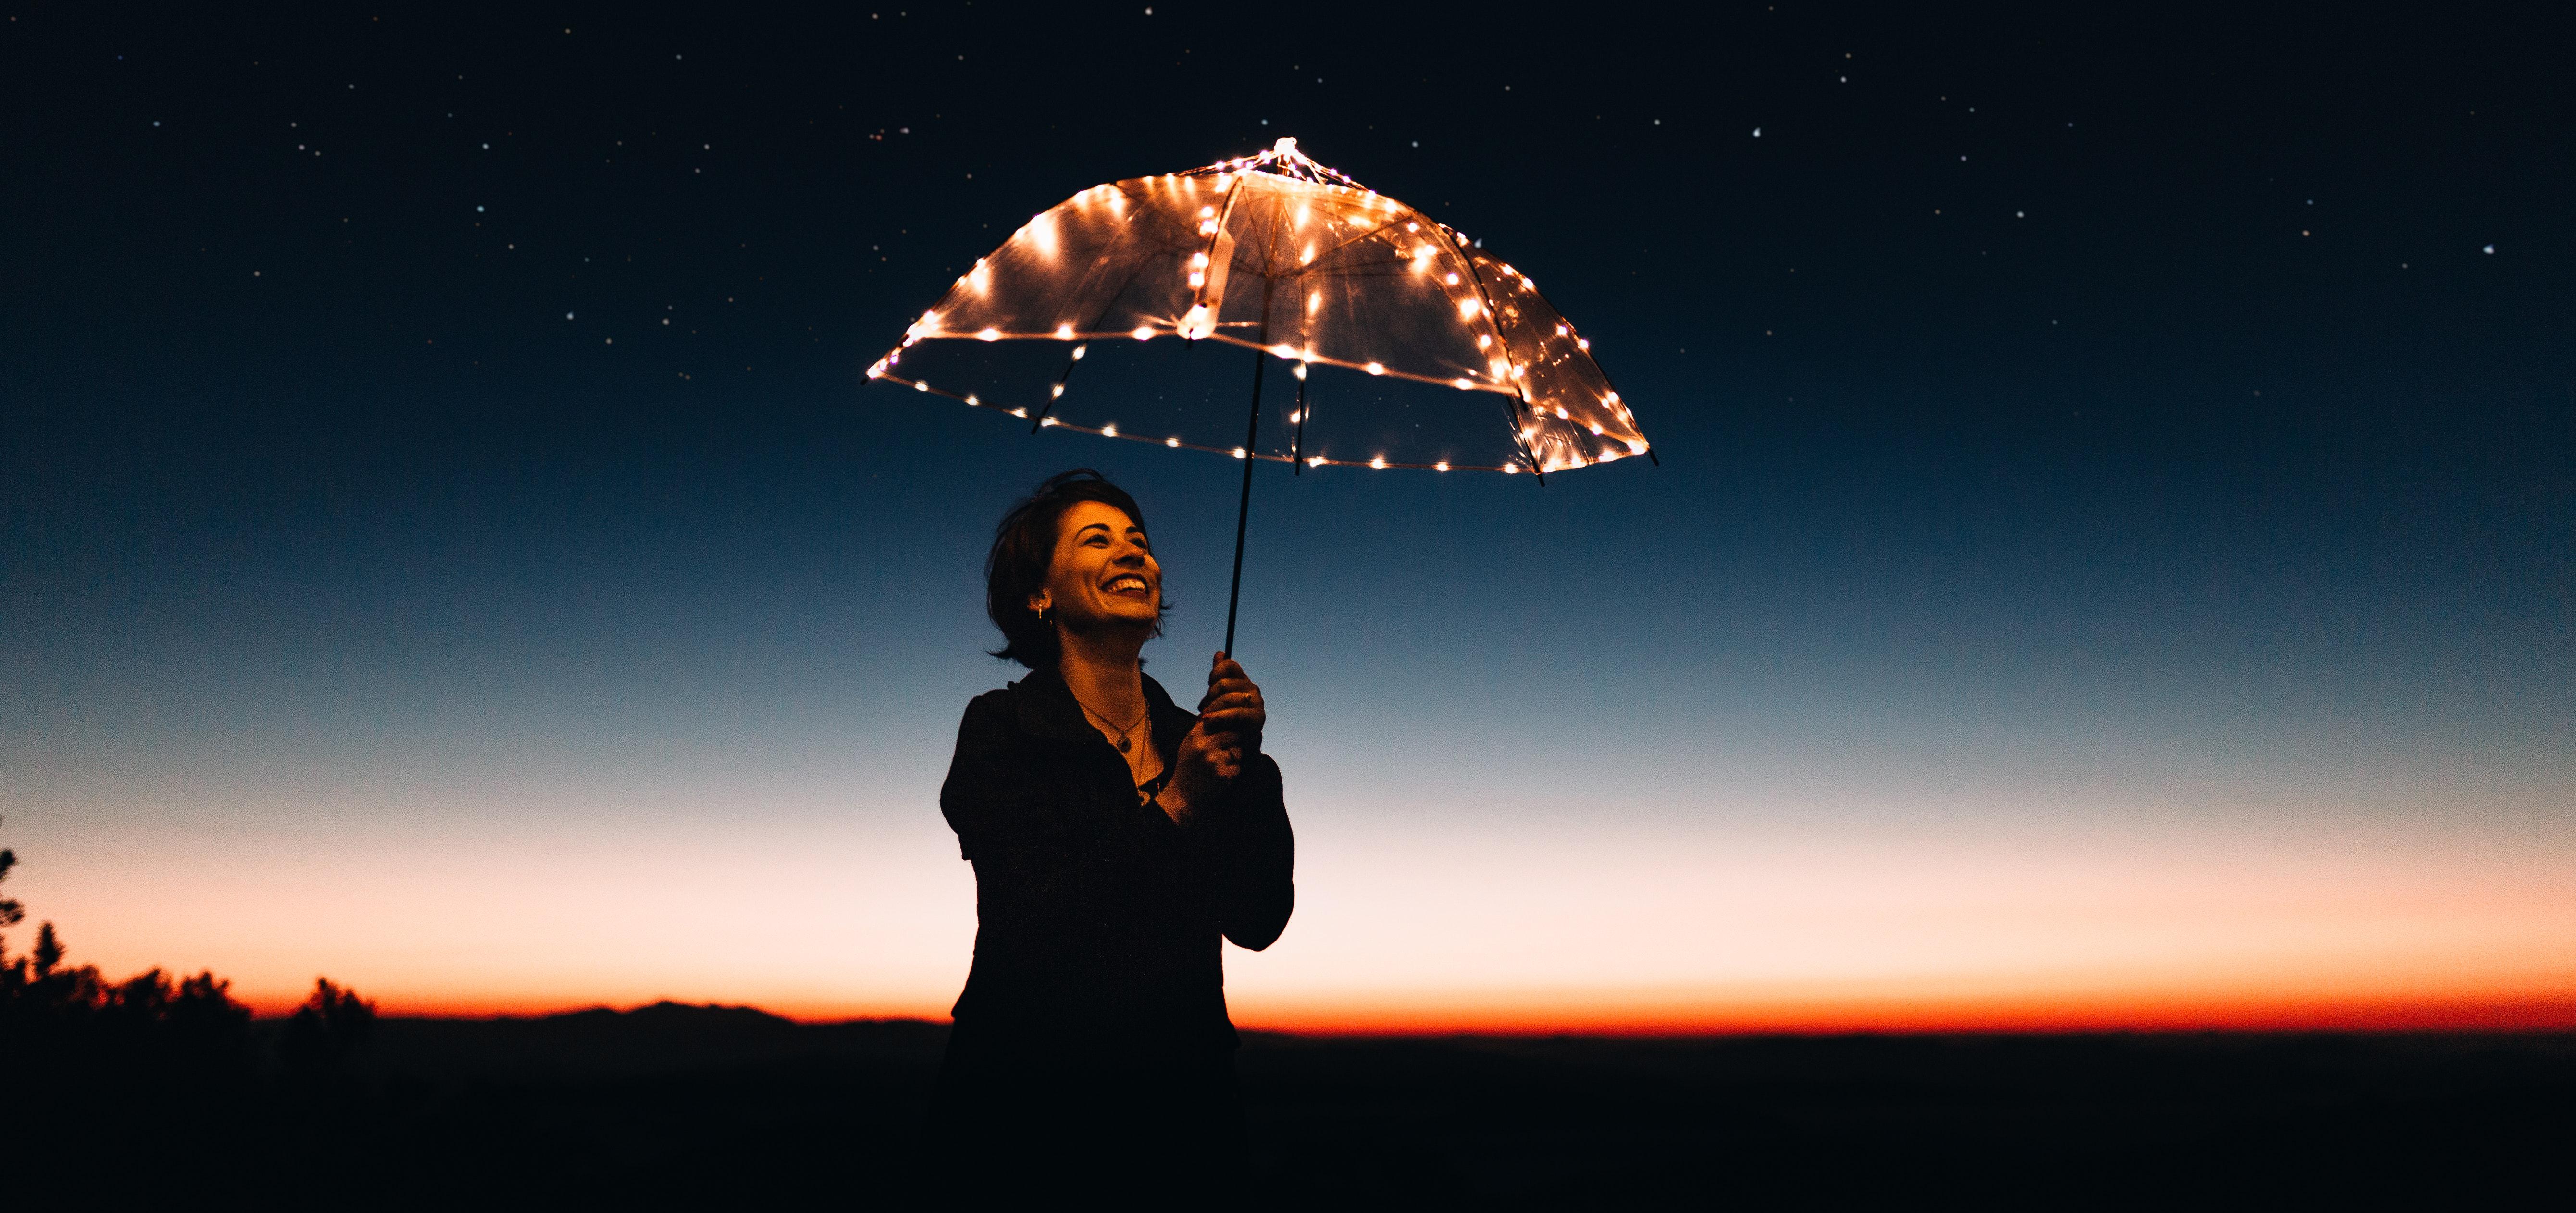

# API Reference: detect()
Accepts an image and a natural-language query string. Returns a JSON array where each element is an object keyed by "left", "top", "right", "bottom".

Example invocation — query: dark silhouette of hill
[{"left": 358, "top": 1001, "right": 950, "bottom": 1084}]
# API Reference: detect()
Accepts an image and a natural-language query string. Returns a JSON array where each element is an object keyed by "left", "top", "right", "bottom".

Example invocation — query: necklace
[{"left": 1070, "top": 690, "right": 1149, "bottom": 753}]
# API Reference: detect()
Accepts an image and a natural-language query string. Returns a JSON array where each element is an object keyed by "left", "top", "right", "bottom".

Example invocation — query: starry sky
[{"left": 4, "top": 3, "right": 2571, "bottom": 1028}]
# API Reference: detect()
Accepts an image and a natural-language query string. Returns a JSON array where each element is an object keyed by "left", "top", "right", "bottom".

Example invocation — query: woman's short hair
[{"left": 985, "top": 469, "right": 1164, "bottom": 668}]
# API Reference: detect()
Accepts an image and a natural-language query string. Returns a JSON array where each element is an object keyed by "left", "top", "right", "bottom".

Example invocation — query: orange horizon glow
[
  {"left": 253, "top": 990, "right": 2576, "bottom": 1035},
  {"left": 22, "top": 778, "right": 2576, "bottom": 1042}
]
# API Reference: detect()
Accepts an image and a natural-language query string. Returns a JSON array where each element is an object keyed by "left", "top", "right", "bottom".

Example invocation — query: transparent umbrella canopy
[{"left": 868, "top": 138, "right": 1655, "bottom": 648}]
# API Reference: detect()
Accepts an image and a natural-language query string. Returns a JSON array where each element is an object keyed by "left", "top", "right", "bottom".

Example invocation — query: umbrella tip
[{"left": 1273, "top": 136, "right": 1297, "bottom": 154}]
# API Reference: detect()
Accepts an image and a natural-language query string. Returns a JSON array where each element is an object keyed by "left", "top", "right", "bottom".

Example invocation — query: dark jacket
[{"left": 936, "top": 665, "right": 1295, "bottom": 1057}]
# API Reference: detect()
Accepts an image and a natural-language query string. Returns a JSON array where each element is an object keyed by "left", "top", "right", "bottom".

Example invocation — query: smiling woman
[{"left": 930, "top": 470, "right": 1295, "bottom": 1197}]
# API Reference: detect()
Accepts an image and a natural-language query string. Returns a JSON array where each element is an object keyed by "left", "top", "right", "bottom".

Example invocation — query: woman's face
[{"left": 1033, "top": 500, "right": 1162, "bottom": 633}]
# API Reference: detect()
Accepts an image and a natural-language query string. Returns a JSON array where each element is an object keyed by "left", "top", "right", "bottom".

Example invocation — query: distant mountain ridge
[{"left": 360, "top": 1002, "right": 950, "bottom": 1084}]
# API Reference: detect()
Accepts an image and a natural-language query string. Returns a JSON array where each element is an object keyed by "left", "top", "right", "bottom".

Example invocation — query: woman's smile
[{"left": 1040, "top": 500, "right": 1164, "bottom": 628}]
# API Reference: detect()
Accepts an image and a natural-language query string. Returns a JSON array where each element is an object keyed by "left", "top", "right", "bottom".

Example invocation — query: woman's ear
[{"left": 1027, "top": 591, "right": 1051, "bottom": 615}]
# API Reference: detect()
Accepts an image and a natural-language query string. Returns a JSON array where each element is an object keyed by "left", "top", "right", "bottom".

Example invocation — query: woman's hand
[{"left": 1164, "top": 653, "right": 1264, "bottom": 821}]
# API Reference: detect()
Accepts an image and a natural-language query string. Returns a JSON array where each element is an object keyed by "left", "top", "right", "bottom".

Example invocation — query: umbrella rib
[{"left": 1455, "top": 248, "right": 1548, "bottom": 483}]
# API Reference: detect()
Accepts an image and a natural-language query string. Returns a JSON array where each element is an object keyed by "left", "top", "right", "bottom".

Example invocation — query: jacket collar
[{"left": 1011, "top": 663, "right": 1196, "bottom": 765}]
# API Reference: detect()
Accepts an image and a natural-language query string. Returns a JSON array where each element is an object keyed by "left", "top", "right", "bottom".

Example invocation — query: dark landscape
[{"left": 27, "top": 999, "right": 2574, "bottom": 1206}]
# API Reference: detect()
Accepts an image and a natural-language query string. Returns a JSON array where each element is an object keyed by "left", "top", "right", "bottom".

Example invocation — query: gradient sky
[{"left": 4, "top": 3, "right": 2570, "bottom": 1029}]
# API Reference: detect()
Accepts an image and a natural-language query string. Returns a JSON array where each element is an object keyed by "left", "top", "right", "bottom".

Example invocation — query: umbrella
[{"left": 869, "top": 137, "right": 1655, "bottom": 650}]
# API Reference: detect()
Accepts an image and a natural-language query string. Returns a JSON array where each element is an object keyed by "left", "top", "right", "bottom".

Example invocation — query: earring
[{"left": 1035, "top": 602, "right": 1054, "bottom": 627}]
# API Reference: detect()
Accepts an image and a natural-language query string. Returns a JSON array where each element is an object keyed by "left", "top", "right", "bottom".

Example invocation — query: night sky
[{"left": 5, "top": 3, "right": 2570, "bottom": 1027}]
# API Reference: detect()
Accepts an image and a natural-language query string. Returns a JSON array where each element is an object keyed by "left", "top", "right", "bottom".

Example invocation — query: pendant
[{"left": 1117, "top": 737, "right": 1132, "bottom": 753}]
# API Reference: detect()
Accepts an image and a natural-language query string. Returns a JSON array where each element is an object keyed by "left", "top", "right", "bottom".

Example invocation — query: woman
[{"left": 929, "top": 469, "right": 1295, "bottom": 1193}]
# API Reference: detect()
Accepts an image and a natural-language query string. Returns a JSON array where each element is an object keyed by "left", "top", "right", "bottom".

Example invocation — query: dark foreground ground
[{"left": 33, "top": 1004, "right": 2574, "bottom": 1208}]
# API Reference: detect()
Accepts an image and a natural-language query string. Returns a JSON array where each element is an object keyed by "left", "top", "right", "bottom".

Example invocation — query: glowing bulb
[
  {"left": 1050, "top": 384, "right": 1066, "bottom": 398},
  {"left": 1307, "top": 290, "right": 1321, "bottom": 315},
  {"left": 1502, "top": 464, "right": 1519, "bottom": 475},
  {"left": 1576, "top": 338, "right": 1590, "bottom": 350},
  {"left": 1444, "top": 272, "right": 1460, "bottom": 285},
  {"left": 1556, "top": 325, "right": 1569, "bottom": 336},
  {"left": 1010, "top": 408, "right": 1027, "bottom": 418},
  {"left": 1101, "top": 423, "right": 1118, "bottom": 437},
  {"left": 965, "top": 394, "right": 980, "bottom": 405},
  {"left": 1071, "top": 345, "right": 1088, "bottom": 360},
  {"left": 1189, "top": 271, "right": 1206, "bottom": 287},
  {"left": 1459, "top": 300, "right": 1481, "bottom": 318},
  {"left": 1200, "top": 206, "right": 1217, "bottom": 218},
  {"left": 865, "top": 361, "right": 885, "bottom": 378},
  {"left": 1132, "top": 326, "right": 1156, "bottom": 341},
  {"left": 1167, "top": 437, "right": 1181, "bottom": 448},
  {"left": 1364, "top": 362, "right": 1385, "bottom": 375},
  {"left": 1231, "top": 447, "right": 1246, "bottom": 459},
  {"left": 1041, "top": 417, "right": 1059, "bottom": 427},
  {"left": 1434, "top": 461, "right": 1450, "bottom": 472},
  {"left": 1627, "top": 440, "right": 1647, "bottom": 454},
  {"left": 1370, "top": 455, "right": 1387, "bottom": 469},
  {"left": 1477, "top": 334, "right": 1492, "bottom": 348},
  {"left": 1455, "top": 378, "right": 1475, "bottom": 390},
  {"left": 1055, "top": 323, "right": 1075, "bottom": 339},
  {"left": 1307, "top": 456, "right": 1325, "bottom": 467},
  {"left": 1287, "top": 410, "right": 1301, "bottom": 423},
  {"left": 1274, "top": 136, "right": 1298, "bottom": 153},
  {"left": 1406, "top": 223, "right": 1419, "bottom": 232},
  {"left": 1271, "top": 343, "right": 1295, "bottom": 358},
  {"left": 977, "top": 327, "right": 1000, "bottom": 341},
  {"left": 1292, "top": 363, "right": 1307, "bottom": 380},
  {"left": 914, "top": 381, "right": 930, "bottom": 392},
  {"left": 1191, "top": 251, "right": 1210, "bottom": 268}
]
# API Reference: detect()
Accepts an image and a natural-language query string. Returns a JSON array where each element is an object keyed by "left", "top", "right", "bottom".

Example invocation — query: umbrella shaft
[{"left": 1222, "top": 342, "right": 1264, "bottom": 656}]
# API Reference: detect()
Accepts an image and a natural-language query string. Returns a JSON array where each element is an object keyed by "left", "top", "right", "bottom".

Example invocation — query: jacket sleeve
[
  {"left": 939, "top": 693, "right": 1062, "bottom": 861},
  {"left": 1198, "top": 753, "right": 1295, "bottom": 951}
]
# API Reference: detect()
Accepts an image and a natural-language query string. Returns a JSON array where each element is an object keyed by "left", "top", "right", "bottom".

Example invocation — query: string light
[{"left": 871, "top": 138, "right": 1650, "bottom": 475}]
